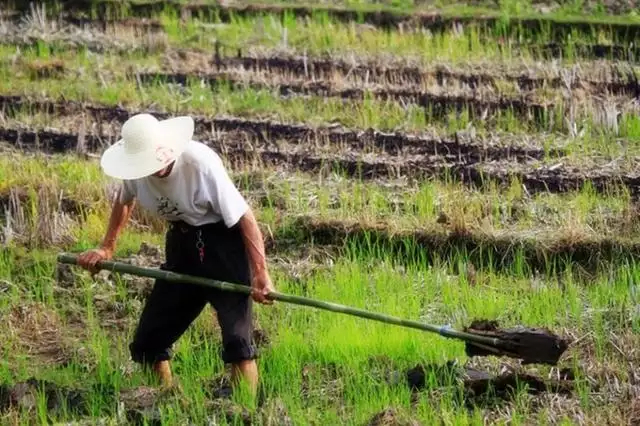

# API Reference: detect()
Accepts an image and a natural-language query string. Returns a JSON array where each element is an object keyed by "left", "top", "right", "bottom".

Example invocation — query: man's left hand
[{"left": 251, "top": 270, "right": 275, "bottom": 305}]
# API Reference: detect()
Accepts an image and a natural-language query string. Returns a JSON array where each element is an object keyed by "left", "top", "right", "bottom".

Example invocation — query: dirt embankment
[
  {"left": 7, "top": 0, "right": 640, "bottom": 42},
  {"left": 0, "top": 95, "right": 564, "bottom": 161},
  {"left": 134, "top": 70, "right": 557, "bottom": 128},
  {"left": 0, "top": 120, "right": 638, "bottom": 199},
  {"left": 4, "top": 27, "right": 640, "bottom": 64},
  {"left": 273, "top": 216, "right": 640, "bottom": 274},
  {"left": 206, "top": 52, "right": 640, "bottom": 97}
]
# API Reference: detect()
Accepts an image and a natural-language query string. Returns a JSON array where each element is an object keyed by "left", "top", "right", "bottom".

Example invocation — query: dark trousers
[{"left": 129, "top": 220, "right": 257, "bottom": 365}]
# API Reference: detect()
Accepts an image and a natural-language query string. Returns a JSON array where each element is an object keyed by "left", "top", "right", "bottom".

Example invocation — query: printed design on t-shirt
[{"left": 156, "top": 196, "right": 183, "bottom": 217}]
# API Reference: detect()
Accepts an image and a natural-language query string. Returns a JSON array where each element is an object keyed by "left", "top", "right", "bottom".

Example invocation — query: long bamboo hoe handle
[{"left": 57, "top": 253, "right": 502, "bottom": 348}]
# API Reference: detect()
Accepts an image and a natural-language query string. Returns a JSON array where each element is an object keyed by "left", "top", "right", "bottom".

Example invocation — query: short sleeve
[
  {"left": 118, "top": 180, "right": 136, "bottom": 204},
  {"left": 201, "top": 157, "right": 249, "bottom": 227}
]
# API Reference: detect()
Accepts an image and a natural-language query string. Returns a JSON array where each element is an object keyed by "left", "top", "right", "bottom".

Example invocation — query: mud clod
[
  {"left": 137, "top": 242, "right": 162, "bottom": 259},
  {"left": 367, "top": 408, "right": 422, "bottom": 426},
  {"left": 464, "top": 372, "right": 574, "bottom": 400},
  {"left": 106, "top": 242, "right": 164, "bottom": 298},
  {"left": 259, "top": 398, "right": 293, "bottom": 426},
  {"left": 0, "top": 378, "right": 87, "bottom": 414},
  {"left": 207, "top": 399, "right": 252, "bottom": 425},
  {"left": 56, "top": 263, "right": 76, "bottom": 288},
  {"left": 208, "top": 374, "right": 234, "bottom": 400},
  {"left": 0, "top": 384, "right": 10, "bottom": 412},
  {"left": 119, "top": 386, "right": 164, "bottom": 426},
  {"left": 404, "top": 362, "right": 574, "bottom": 404},
  {"left": 406, "top": 362, "right": 460, "bottom": 391},
  {"left": 464, "top": 319, "right": 570, "bottom": 365},
  {"left": 253, "top": 328, "right": 270, "bottom": 348}
]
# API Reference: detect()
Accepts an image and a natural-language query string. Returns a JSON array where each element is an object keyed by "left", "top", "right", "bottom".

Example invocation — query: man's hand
[
  {"left": 78, "top": 188, "right": 133, "bottom": 275},
  {"left": 251, "top": 270, "right": 275, "bottom": 304},
  {"left": 77, "top": 247, "right": 113, "bottom": 275}
]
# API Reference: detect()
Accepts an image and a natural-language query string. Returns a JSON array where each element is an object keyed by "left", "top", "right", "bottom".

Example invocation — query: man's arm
[
  {"left": 199, "top": 150, "right": 275, "bottom": 303},
  {"left": 100, "top": 192, "right": 135, "bottom": 254},
  {"left": 78, "top": 188, "right": 135, "bottom": 273},
  {"left": 238, "top": 208, "right": 274, "bottom": 304},
  {"left": 238, "top": 208, "right": 267, "bottom": 276}
]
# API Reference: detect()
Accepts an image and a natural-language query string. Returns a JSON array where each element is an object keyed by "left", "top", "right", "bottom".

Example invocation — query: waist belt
[{"left": 168, "top": 220, "right": 224, "bottom": 233}]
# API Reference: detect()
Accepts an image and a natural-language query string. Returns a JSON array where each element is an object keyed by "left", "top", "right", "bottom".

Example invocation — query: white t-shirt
[{"left": 119, "top": 140, "right": 249, "bottom": 227}]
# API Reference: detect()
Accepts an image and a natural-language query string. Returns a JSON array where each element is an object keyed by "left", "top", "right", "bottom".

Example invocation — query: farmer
[{"left": 75, "top": 113, "right": 274, "bottom": 396}]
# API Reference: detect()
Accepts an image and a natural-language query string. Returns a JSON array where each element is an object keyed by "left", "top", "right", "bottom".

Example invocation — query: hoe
[{"left": 57, "top": 253, "right": 569, "bottom": 366}]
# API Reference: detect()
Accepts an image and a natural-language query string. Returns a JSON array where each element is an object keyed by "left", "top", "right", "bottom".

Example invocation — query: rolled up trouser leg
[{"left": 129, "top": 277, "right": 208, "bottom": 365}]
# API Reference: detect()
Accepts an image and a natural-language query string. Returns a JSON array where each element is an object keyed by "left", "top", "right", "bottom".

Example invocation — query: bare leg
[
  {"left": 230, "top": 359, "right": 258, "bottom": 396},
  {"left": 153, "top": 360, "right": 173, "bottom": 388}
]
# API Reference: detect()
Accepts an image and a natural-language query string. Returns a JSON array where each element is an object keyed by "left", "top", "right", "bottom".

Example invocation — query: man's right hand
[{"left": 77, "top": 247, "right": 113, "bottom": 275}]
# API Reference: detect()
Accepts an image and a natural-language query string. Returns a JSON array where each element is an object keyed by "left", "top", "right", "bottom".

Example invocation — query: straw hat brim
[{"left": 100, "top": 116, "right": 194, "bottom": 180}]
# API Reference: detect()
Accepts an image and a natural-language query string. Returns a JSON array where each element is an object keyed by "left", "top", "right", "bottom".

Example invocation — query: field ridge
[
  {"left": 9, "top": 0, "right": 640, "bottom": 41},
  {"left": 2, "top": 122, "right": 639, "bottom": 198},
  {"left": 0, "top": 95, "right": 565, "bottom": 161},
  {"left": 277, "top": 215, "right": 640, "bottom": 273}
]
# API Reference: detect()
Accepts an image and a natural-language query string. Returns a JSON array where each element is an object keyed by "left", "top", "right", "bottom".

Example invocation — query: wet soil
[
  {"left": 405, "top": 362, "right": 574, "bottom": 406},
  {"left": 0, "top": 126, "right": 110, "bottom": 154}
]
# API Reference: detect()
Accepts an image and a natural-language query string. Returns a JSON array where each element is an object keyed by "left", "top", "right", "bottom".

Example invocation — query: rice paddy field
[{"left": 1, "top": 0, "right": 640, "bottom": 424}]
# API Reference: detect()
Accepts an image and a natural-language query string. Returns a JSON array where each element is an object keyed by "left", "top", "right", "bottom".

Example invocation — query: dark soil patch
[
  {"left": 99, "top": 242, "right": 164, "bottom": 299},
  {"left": 0, "top": 126, "right": 109, "bottom": 154},
  {"left": 55, "top": 263, "right": 76, "bottom": 288},
  {"left": 405, "top": 362, "right": 574, "bottom": 407},
  {"left": 253, "top": 328, "right": 270, "bottom": 348},
  {"left": 0, "top": 384, "right": 10, "bottom": 412},
  {"left": 0, "top": 378, "right": 89, "bottom": 415},
  {"left": 367, "top": 408, "right": 421, "bottom": 426},
  {"left": 206, "top": 398, "right": 252, "bottom": 425},
  {"left": 208, "top": 374, "right": 234, "bottom": 400},
  {"left": 119, "top": 386, "right": 166, "bottom": 426}
]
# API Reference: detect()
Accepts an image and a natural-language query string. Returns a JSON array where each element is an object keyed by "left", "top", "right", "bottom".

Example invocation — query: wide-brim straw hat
[{"left": 100, "top": 113, "right": 194, "bottom": 180}]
